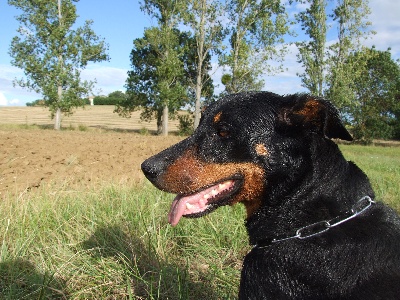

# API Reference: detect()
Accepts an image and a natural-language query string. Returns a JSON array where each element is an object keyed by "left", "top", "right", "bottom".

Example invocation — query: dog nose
[{"left": 141, "top": 158, "right": 163, "bottom": 182}]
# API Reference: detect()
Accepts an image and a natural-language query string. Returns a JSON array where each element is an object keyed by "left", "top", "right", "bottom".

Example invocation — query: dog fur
[{"left": 141, "top": 92, "right": 400, "bottom": 299}]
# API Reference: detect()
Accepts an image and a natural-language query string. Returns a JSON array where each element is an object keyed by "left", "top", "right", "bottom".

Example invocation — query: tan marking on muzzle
[{"left": 158, "top": 149, "right": 266, "bottom": 217}]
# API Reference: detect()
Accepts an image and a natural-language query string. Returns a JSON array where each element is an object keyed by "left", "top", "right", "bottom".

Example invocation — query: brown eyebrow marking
[
  {"left": 255, "top": 144, "right": 269, "bottom": 156},
  {"left": 213, "top": 111, "right": 222, "bottom": 123}
]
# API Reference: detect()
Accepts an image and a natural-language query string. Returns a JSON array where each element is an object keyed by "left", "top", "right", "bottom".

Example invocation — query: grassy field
[
  {"left": 340, "top": 145, "right": 400, "bottom": 211},
  {"left": 0, "top": 184, "right": 248, "bottom": 299},
  {"left": 0, "top": 143, "right": 399, "bottom": 299},
  {"left": 0, "top": 106, "right": 181, "bottom": 132}
]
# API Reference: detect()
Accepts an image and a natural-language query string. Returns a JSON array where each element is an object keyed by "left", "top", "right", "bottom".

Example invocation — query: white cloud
[
  {"left": 262, "top": 43, "right": 305, "bottom": 95},
  {"left": 0, "top": 63, "right": 128, "bottom": 103},
  {"left": 369, "top": 0, "right": 400, "bottom": 29},
  {"left": 81, "top": 65, "right": 128, "bottom": 95},
  {"left": 0, "top": 92, "right": 22, "bottom": 106},
  {"left": 0, "top": 92, "right": 7, "bottom": 106},
  {"left": 0, "top": 64, "right": 24, "bottom": 78},
  {"left": 363, "top": 0, "right": 400, "bottom": 57},
  {"left": 9, "top": 98, "right": 20, "bottom": 105},
  {"left": 0, "top": 64, "right": 40, "bottom": 105}
]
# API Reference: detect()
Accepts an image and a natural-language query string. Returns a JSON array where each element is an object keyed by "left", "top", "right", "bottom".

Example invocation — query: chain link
[{"left": 271, "top": 196, "right": 375, "bottom": 244}]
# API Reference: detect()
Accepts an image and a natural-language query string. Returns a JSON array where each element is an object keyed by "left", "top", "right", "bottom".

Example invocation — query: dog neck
[
  {"left": 250, "top": 196, "right": 375, "bottom": 248},
  {"left": 246, "top": 137, "right": 376, "bottom": 246}
]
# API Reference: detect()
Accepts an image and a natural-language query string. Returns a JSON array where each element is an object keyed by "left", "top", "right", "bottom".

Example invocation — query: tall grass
[
  {"left": 0, "top": 183, "right": 247, "bottom": 299},
  {"left": 340, "top": 144, "right": 400, "bottom": 211},
  {"left": 0, "top": 145, "right": 399, "bottom": 299}
]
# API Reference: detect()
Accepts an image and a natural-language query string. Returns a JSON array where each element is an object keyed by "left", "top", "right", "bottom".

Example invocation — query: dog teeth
[
  {"left": 186, "top": 203, "right": 194, "bottom": 210},
  {"left": 200, "top": 198, "right": 207, "bottom": 207},
  {"left": 199, "top": 181, "right": 235, "bottom": 203}
]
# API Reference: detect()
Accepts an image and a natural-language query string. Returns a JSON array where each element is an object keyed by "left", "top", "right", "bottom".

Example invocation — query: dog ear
[{"left": 279, "top": 95, "right": 353, "bottom": 141}]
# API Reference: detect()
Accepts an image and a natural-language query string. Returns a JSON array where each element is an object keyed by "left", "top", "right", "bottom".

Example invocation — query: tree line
[
  {"left": 9, "top": 0, "right": 400, "bottom": 142},
  {"left": 26, "top": 91, "right": 127, "bottom": 107}
]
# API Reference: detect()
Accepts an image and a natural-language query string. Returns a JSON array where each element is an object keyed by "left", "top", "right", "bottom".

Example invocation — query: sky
[{"left": 0, "top": 0, "right": 399, "bottom": 106}]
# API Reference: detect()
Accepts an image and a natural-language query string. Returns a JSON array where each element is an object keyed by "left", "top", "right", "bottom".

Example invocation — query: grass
[
  {"left": 340, "top": 144, "right": 400, "bottom": 211},
  {"left": 0, "top": 183, "right": 247, "bottom": 299},
  {"left": 0, "top": 144, "right": 399, "bottom": 299},
  {"left": 0, "top": 106, "right": 183, "bottom": 133}
]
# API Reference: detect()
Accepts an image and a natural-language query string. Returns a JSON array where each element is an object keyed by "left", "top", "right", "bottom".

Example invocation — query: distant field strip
[{"left": 0, "top": 106, "right": 181, "bottom": 131}]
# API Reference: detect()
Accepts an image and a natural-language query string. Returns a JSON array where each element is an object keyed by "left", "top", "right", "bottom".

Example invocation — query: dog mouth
[{"left": 168, "top": 178, "right": 242, "bottom": 226}]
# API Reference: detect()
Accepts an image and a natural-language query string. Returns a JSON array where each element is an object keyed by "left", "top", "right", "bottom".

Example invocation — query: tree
[
  {"left": 180, "top": 31, "right": 215, "bottom": 110},
  {"left": 296, "top": 0, "right": 327, "bottom": 97},
  {"left": 350, "top": 48, "right": 400, "bottom": 142},
  {"left": 182, "top": 0, "right": 226, "bottom": 129},
  {"left": 116, "top": 27, "right": 190, "bottom": 134},
  {"left": 220, "top": 0, "right": 290, "bottom": 94},
  {"left": 9, "top": 0, "right": 109, "bottom": 130},
  {"left": 107, "top": 91, "right": 127, "bottom": 104},
  {"left": 325, "top": 0, "right": 375, "bottom": 110},
  {"left": 138, "top": 0, "right": 186, "bottom": 136},
  {"left": 221, "top": 40, "right": 265, "bottom": 94}
]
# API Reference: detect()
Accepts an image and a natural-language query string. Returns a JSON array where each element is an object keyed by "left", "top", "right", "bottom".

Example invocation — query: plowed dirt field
[{"left": 0, "top": 106, "right": 183, "bottom": 196}]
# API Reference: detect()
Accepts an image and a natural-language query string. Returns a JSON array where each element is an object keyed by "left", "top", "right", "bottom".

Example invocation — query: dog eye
[
  {"left": 216, "top": 124, "right": 231, "bottom": 138},
  {"left": 218, "top": 129, "right": 230, "bottom": 137}
]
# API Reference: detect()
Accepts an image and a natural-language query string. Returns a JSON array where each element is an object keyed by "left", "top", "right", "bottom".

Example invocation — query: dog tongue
[
  {"left": 168, "top": 180, "right": 235, "bottom": 226},
  {"left": 168, "top": 194, "right": 208, "bottom": 226}
]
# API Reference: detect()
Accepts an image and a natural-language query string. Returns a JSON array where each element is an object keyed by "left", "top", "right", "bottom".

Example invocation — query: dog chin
[{"left": 167, "top": 179, "right": 242, "bottom": 226}]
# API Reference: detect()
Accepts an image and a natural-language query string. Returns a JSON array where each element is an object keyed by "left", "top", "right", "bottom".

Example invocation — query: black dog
[{"left": 141, "top": 92, "right": 400, "bottom": 299}]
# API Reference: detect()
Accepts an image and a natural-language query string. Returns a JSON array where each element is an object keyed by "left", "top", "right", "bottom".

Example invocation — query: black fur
[{"left": 142, "top": 92, "right": 400, "bottom": 299}]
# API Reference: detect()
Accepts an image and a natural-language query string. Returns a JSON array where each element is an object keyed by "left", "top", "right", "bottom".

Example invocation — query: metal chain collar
[{"left": 256, "top": 196, "right": 375, "bottom": 248}]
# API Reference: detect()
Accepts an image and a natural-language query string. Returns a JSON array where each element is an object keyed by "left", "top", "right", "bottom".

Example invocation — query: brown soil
[{"left": 0, "top": 128, "right": 183, "bottom": 197}]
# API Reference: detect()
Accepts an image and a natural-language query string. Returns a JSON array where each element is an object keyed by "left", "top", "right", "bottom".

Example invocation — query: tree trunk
[
  {"left": 54, "top": 0, "right": 62, "bottom": 131},
  {"left": 157, "top": 112, "right": 162, "bottom": 134},
  {"left": 194, "top": 76, "right": 202, "bottom": 130},
  {"left": 232, "top": 26, "right": 242, "bottom": 94},
  {"left": 54, "top": 108, "right": 62, "bottom": 130},
  {"left": 194, "top": 0, "right": 206, "bottom": 130},
  {"left": 54, "top": 84, "right": 62, "bottom": 130},
  {"left": 162, "top": 104, "right": 168, "bottom": 136}
]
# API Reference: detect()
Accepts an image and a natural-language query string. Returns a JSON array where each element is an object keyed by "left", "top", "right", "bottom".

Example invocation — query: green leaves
[
  {"left": 118, "top": 25, "right": 189, "bottom": 133},
  {"left": 294, "top": 0, "right": 399, "bottom": 141},
  {"left": 350, "top": 48, "right": 400, "bottom": 142},
  {"left": 296, "top": 0, "right": 327, "bottom": 96},
  {"left": 8, "top": 0, "right": 109, "bottom": 129},
  {"left": 221, "top": 0, "right": 290, "bottom": 94},
  {"left": 326, "top": 0, "right": 375, "bottom": 109}
]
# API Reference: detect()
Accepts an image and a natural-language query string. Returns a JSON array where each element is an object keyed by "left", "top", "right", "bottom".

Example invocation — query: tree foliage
[
  {"left": 350, "top": 48, "right": 400, "bottom": 142},
  {"left": 294, "top": 0, "right": 400, "bottom": 142},
  {"left": 115, "top": 0, "right": 397, "bottom": 142},
  {"left": 130, "top": 0, "right": 186, "bottom": 135},
  {"left": 325, "top": 0, "right": 375, "bottom": 109},
  {"left": 118, "top": 0, "right": 215, "bottom": 135},
  {"left": 92, "top": 91, "right": 127, "bottom": 105},
  {"left": 220, "top": 0, "right": 290, "bottom": 94},
  {"left": 8, "top": 0, "right": 109, "bottom": 130},
  {"left": 296, "top": 0, "right": 327, "bottom": 97},
  {"left": 182, "top": 0, "right": 226, "bottom": 129},
  {"left": 116, "top": 28, "right": 193, "bottom": 134}
]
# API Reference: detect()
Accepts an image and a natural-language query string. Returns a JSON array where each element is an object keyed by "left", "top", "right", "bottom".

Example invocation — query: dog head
[{"left": 141, "top": 92, "right": 352, "bottom": 226}]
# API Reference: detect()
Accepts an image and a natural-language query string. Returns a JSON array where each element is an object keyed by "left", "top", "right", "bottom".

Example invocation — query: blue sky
[{"left": 1, "top": 0, "right": 399, "bottom": 106}]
